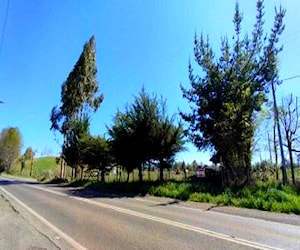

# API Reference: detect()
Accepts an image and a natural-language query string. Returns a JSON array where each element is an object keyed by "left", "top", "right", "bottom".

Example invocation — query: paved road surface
[
  {"left": 0, "top": 190, "right": 59, "bottom": 249},
  {"left": 0, "top": 177, "right": 299, "bottom": 250}
]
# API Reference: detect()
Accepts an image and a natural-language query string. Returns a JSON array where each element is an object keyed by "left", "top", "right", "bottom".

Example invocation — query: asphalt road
[{"left": 0, "top": 177, "right": 299, "bottom": 250}]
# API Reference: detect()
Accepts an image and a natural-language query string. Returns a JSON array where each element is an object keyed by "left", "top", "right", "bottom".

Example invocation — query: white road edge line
[
  {"left": 27, "top": 184, "right": 282, "bottom": 250},
  {"left": 0, "top": 186, "right": 87, "bottom": 250}
]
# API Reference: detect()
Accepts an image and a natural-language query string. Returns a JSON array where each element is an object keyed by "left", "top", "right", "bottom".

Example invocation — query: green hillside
[{"left": 9, "top": 156, "right": 61, "bottom": 180}]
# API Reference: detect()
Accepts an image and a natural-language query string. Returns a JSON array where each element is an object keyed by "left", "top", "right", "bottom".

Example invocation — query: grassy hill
[{"left": 9, "top": 156, "right": 61, "bottom": 180}]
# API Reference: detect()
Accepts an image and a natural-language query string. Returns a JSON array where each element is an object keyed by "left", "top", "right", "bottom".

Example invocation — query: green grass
[
  {"left": 149, "top": 180, "right": 300, "bottom": 214},
  {"left": 7, "top": 160, "right": 300, "bottom": 214},
  {"left": 9, "top": 157, "right": 63, "bottom": 181},
  {"left": 61, "top": 177, "right": 300, "bottom": 214}
]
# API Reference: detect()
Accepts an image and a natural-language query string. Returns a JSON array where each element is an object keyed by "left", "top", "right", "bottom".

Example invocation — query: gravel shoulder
[{"left": 0, "top": 193, "right": 59, "bottom": 250}]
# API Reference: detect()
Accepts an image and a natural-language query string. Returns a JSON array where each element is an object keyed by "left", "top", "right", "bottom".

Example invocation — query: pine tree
[{"left": 181, "top": 1, "right": 285, "bottom": 184}]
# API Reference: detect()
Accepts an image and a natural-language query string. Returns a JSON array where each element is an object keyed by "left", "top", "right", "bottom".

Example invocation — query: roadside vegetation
[
  {"left": 1, "top": 1, "right": 300, "bottom": 215},
  {"left": 149, "top": 179, "right": 300, "bottom": 214},
  {"left": 7, "top": 157, "right": 66, "bottom": 181},
  {"left": 4, "top": 155, "right": 300, "bottom": 214}
]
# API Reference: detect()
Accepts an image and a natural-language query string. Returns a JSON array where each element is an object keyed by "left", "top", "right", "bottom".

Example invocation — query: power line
[
  {"left": 0, "top": 0, "right": 10, "bottom": 56},
  {"left": 281, "top": 75, "right": 300, "bottom": 81}
]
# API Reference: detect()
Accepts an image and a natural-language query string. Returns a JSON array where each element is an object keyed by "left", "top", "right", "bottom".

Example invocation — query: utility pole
[{"left": 271, "top": 80, "right": 287, "bottom": 184}]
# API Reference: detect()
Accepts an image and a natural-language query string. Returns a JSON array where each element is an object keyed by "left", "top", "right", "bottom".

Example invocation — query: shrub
[{"left": 189, "top": 192, "right": 214, "bottom": 203}]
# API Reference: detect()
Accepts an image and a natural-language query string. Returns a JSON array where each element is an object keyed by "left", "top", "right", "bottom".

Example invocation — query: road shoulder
[
  {"left": 142, "top": 195, "right": 300, "bottom": 226},
  {"left": 0, "top": 192, "right": 59, "bottom": 250}
]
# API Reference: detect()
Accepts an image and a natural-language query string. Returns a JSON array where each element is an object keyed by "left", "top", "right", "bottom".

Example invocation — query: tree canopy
[
  {"left": 50, "top": 36, "right": 103, "bottom": 175},
  {"left": 50, "top": 36, "right": 103, "bottom": 134},
  {"left": 181, "top": 0, "right": 285, "bottom": 183},
  {"left": 109, "top": 89, "right": 184, "bottom": 182},
  {"left": 0, "top": 127, "right": 22, "bottom": 172}
]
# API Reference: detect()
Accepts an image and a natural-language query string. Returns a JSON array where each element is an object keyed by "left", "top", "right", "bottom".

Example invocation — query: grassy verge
[
  {"left": 63, "top": 178, "right": 300, "bottom": 214},
  {"left": 149, "top": 180, "right": 300, "bottom": 214}
]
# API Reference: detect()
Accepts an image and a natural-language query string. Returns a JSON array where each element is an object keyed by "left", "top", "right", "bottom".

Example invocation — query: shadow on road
[
  {"left": 0, "top": 177, "right": 39, "bottom": 186},
  {"left": 66, "top": 188, "right": 138, "bottom": 199},
  {"left": 43, "top": 179, "right": 163, "bottom": 200},
  {"left": 151, "top": 200, "right": 179, "bottom": 207}
]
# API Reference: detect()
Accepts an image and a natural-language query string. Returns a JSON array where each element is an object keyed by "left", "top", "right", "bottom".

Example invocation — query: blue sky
[{"left": 0, "top": 0, "right": 299, "bottom": 163}]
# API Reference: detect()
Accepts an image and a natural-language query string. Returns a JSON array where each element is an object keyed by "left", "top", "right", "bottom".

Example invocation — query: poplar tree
[
  {"left": 50, "top": 36, "right": 103, "bottom": 176},
  {"left": 24, "top": 147, "right": 35, "bottom": 176},
  {"left": 0, "top": 127, "right": 22, "bottom": 172}
]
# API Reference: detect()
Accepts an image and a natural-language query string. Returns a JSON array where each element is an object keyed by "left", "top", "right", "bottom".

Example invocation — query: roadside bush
[
  {"left": 149, "top": 182, "right": 192, "bottom": 200},
  {"left": 189, "top": 192, "right": 213, "bottom": 203}
]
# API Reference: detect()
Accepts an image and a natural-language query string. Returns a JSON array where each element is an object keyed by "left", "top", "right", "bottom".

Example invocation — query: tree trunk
[
  {"left": 20, "top": 158, "right": 25, "bottom": 175},
  {"left": 63, "top": 162, "right": 66, "bottom": 179},
  {"left": 126, "top": 171, "right": 130, "bottom": 182},
  {"left": 119, "top": 167, "right": 122, "bottom": 182},
  {"left": 138, "top": 165, "right": 143, "bottom": 182},
  {"left": 287, "top": 139, "right": 295, "bottom": 184},
  {"left": 72, "top": 167, "right": 77, "bottom": 179},
  {"left": 271, "top": 80, "right": 287, "bottom": 184},
  {"left": 80, "top": 166, "right": 84, "bottom": 179},
  {"left": 60, "top": 159, "right": 63, "bottom": 179},
  {"left": 267, "top": 131, "right": 273, "bottom": 167},
  {"left": 160, "top": 166, "right": 164, "bottom": 182},
  {"left": 29, "top": 160, "right": 33, "bottom": 177},
  {"left": 101, "top": 169, "right": 105, "bottom": 182},
  {"left": 148, "top": 162, "right": 151, "bottom": 181},
  {"left": 273, "top": 120, "right": 279, "bottom": 180}
]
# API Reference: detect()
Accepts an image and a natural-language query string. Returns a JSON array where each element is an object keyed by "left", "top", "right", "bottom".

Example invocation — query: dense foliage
[
  {"left": 50, "top": 36, "right": 103, "bottom": 177},
  {"left": 0, "top": 127, "right": 22, "bottom": 172},
  {"left": 181, "top": 1, "right": 285, "bottom": 184},
  {"left": 80, "top": 134, "right": 112, "bottom": 181},
  {"left": 109, "top": 89, "right": 184, "bottom": 182}
]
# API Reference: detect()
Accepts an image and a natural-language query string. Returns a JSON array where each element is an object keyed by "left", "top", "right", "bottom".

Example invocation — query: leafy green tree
[
  {"left": 81, "top": 135, "right": 112, "bottom": 181},
  {"left": 153, "top": 116, "right": 185, "bottom": 181},
  {"left": 24, "top": 147, "right": 35, "bottom": 176},
  {"left": 0, "top": 127, "right": 22, "bottom": 172},
  {"left": 128, "top": 89, "right": 161, "bottom": 182},
  {"left": 109, "top": 89, "right": 184, "bottom": 182},
  {"left": 62, "top": 116, "right": 89, "bottom": 179},
  {"left": 109, "top": 110, "right": 145, "bottom": 182},
  {"left": 50, "top": 36, "right": 103, "bottom": 177},
  {"left": 181, "top": 1, "right": 285, "bottom": 184}
]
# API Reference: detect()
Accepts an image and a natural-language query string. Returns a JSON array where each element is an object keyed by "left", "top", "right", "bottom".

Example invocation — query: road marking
[
  {"left": 0, "top": 187, "right": 87, "bottom": 250},
  {"left": 26, "top": 184, "right": 282, "bottom": 250}
]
